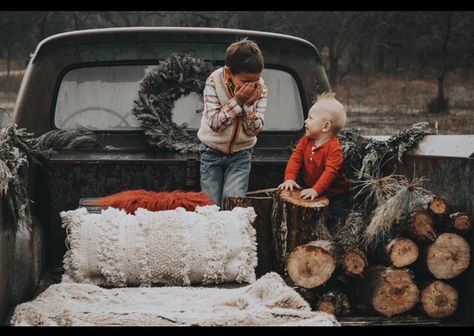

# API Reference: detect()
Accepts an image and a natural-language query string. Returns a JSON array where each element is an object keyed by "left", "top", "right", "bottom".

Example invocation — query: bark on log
[
  {"left": 271, "top": 189, "right": 330, "bottom": 275},
  {"left": 341, "top": 248, "right": 368, "bottom": 277},
  {"left": 358, "top": 265, "right": 419, "bottom": 317},
  {"left": 287, "top": 240, "right": 336, "bottom": 288},
  {"left": 428, "top": 196, "right": 449, "bottom": 217},
  {"left": 448, "top": 212, "right": 472, "bottom": 234},
  {"left": 410, "top": 211, "right": 438, "bottom": 242},
  {"left": 224, "top": 192, "right": 274, "bottom": 277},
  {"left": 386, "top": 238, "right": 419, "bottom": 268},
  {"left": 316, "top": 291, "right": 351, "bottom": 316},
  {"left": 427, "top": 233, "right": 471, "bottom": 279},
  {"left": 420, "top": 280, "right": 458, "bottom": 318}
]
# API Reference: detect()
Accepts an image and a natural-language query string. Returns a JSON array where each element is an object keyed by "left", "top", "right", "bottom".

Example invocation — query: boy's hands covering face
[
  {"left": 299, "top": 188, "right": 319, "bottom": 200},
  {"left": 245, "top": 83, "right": 262, "bottom": 105},
  {"left": 235, "top": 82, "right": 260, "bottom": 106}
]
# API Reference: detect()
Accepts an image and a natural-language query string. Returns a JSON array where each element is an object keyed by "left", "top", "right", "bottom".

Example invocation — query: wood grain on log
[
  {"left": 224, "top": 194, "right": 274, "bottom": 277},
  {"left": 279, "top": 189, "right": 330, "bottom": 208},
  {"left": 272, "top": 189, "right": 330, "bottom": 275},
  {"left": 411, "top": 211, "right": 438, "bottom": 242},
  {"left": 342, "top": 248, "right": 368, "bottom": 276},
  {"left": 429, "top": 196, "right": 448, "bottom": 216},
  {"left": 421, "top": 280, "right": 458, "bottom": 318},
  {"left": 386, "top": 238, "right": 419, "bottom": 268},
  {"left": 427, "top": 233, "right": 470, "bottom": 279},
  {"left": 317, "top": 291, "right": 351, "bottom": 316},
  {"left": 287, "top": 240, "right": 336, "bottom": 288},
  {"left": 448, "top": 212, "right": 472, "bottom": 234},
  {"left": 360, "top": 266, "right": 419, "bottom": 317}
]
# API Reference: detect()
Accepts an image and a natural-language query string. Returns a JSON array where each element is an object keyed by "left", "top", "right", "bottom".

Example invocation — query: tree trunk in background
[
  {"left": 428, "top": 12, "right": 452, "bottom": 114},
  {"left": 6, "top": 45, "right": 11, "bottom": 79},
  {"left": 328, "top": 44, "right": 339, "bottom": 87},
  {"left": 377, "top": 46, "right": 385, "bottom": 73}
]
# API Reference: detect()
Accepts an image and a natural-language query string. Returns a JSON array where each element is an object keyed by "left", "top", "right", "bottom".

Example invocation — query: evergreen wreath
[{"left": 132, "top": 54, "right": 216, "bottom": 153}]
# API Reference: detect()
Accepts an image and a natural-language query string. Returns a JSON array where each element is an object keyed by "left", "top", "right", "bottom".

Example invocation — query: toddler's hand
[
  {"left": 300, "top": 188, "right": 319, "bottom": 200},
  {"left": 278, "top": 180, "right": 301, "bottom": 191}
]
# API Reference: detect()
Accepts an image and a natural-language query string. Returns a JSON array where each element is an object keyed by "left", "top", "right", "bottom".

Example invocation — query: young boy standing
[
  {"left": 197, "top": 39, "right": 267, "bottom": 208},
  {"left": 279, "top": 92, "right": 350, "bottom": 232}
]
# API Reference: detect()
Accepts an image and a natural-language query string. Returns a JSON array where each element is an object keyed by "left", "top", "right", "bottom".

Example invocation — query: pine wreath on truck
[{"left": 132, "top": 54, "right": 215, "bottom": 153}]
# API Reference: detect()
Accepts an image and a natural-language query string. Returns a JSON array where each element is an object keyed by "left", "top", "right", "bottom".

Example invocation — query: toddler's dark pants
[{"left": 327, "top": 193, "right": 352, "bottom": 234}]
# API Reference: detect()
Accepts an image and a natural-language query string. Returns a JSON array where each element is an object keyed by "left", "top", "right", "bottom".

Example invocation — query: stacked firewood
[{"left": 281, "top": 188, "right": 471, "bottom": 319}]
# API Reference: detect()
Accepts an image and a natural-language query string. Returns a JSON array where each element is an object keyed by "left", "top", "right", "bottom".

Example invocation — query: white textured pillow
[{"left": 60, "top": 205, "right": 257, "bottom": 287}]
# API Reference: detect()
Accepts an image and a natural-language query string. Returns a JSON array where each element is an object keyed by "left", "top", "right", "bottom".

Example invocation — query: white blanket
[{"left": 10, "top": 272, "right": 339, "bottom": 326}]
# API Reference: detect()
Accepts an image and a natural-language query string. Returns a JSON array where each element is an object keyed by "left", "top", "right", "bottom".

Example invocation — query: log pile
[
  {"left": 225, "top": 187, "right": 471, "bottom": 320},
  {"left": 281, "top": 191, "right": 471, "bottom": 320}
]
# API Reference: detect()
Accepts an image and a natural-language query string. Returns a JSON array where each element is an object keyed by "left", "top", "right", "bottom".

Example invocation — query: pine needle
[
  {"left": 333, "top": 211, "right": 367, "bottom": 251},
  {"left": 0, "top": 125, "right": 50, "bottom": 231},
  {"left": 133, "top": 54, "right": 215, "bottom": 153},
  {"left": 362, "top": 177, "right": 433, "bottom": 250},
  {"left": 38, "top": 127, "right": 100, "bottom": 150}
]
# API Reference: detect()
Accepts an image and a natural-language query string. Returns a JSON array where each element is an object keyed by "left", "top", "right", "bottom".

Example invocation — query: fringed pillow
[
  {"left": 60, "top": 205, "right": 257, "bottom": 287},
  {"left": 90, "top": 189, "right": 214, "bottom": 214}
]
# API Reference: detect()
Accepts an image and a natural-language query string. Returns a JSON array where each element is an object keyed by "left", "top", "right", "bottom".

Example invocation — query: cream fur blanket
[
  {"left": 10, "top": 272, "right": 339, "bottom": 326},
  {"left": 60, "top": 205, "right": 257, "bottom": 286}
]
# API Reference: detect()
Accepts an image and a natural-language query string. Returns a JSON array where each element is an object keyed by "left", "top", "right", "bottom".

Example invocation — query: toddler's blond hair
[{"left": 311, "top": 92, "right": 346, "bottom": 134}]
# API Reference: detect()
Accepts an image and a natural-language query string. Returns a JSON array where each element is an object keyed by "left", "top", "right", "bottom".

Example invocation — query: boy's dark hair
[{"left": 225, "top": 38, "right": 264, "bottom": 74}]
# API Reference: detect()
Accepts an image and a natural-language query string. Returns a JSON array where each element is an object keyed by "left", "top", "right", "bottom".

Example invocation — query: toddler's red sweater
[{"left": 284, "top": 135, "right": 349, "bottom": 198}]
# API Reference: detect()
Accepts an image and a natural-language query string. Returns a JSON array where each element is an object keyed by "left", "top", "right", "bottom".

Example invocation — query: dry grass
[{"left": 337, "top": 72, "right": 474, "bottom": 135}]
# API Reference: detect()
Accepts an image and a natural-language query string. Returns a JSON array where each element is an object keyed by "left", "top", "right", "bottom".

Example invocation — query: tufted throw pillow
[{"left": 60, "top": 205, "right": 257, "bottom": 287}]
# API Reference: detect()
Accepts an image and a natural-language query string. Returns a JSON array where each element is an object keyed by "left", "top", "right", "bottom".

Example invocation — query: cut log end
[
  {"left": 318, "top": 301, "right": 337, "bottom": 315},
  {"left": 411, "top": 211, "right": 438, "bottom": 242},
  {"left": 421, "top": 280, "right": 458, "bottom": 318},
  {"left": 317, "top": 291, "right": 351, "bottom": 316},
  {"left": 429, "top": 196, "right": 448, "bottom": 216},
  {"left": 279, "top": 189, "right": 329, "bottom": 208},
  {"left": 449, "top": 212, "right": 472, "bottom": 234},
  {"left": 371, "top": 268, "right": 419, "bottom": 317},
  {"left": 387, "top": 238, "right": 419, "bottom": 268},
  {"left": 287, "top": 241, "right": 336, "bottom": 288},
  {"left": 427, "top": 233, "right": 471, "bottom": 279},
  {"left": 342, "top": 249, "right": 368, "bottom": 276}
]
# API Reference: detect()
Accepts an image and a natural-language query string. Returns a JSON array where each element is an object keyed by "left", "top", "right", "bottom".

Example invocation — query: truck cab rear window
[{"left": 54, "top": 65, "right": 304, "bottom": 131}]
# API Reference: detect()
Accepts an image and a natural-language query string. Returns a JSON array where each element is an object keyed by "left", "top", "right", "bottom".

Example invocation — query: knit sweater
[
  {"left": 284, "top": 135, "right": 350, "bottom": 198},
  {"left": 197, "top": 68, "right": 267, "bottom": 154}
]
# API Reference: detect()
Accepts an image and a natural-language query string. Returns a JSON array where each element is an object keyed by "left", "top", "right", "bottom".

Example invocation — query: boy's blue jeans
[{"left": 199, "top": 144, "right": 252, "bottom": 209}]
